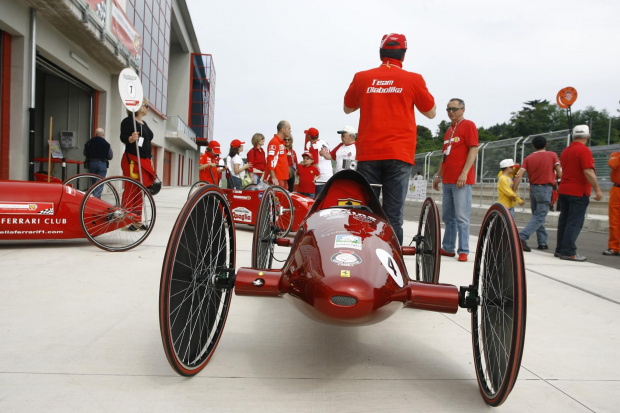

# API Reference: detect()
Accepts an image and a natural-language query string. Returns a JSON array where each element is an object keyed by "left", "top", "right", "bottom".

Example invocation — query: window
[{"left": 127, "top": 0, "right": 171, "bottom": 116}]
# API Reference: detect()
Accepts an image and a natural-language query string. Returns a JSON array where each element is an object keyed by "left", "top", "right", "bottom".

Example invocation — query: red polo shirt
[
  {"left": 199, "top": 152, "right": 221, "bottom": 185},
  {"left": 559, "top": 141, "right": 595, "bottom": 197},
  {"left": 264, "top": 134, "right": 289, "bottom": 182},
  {"left": 296, "top": 163, "right": 320, "bottom": 193},
  {"left": 441, "top": 119, "right": 479, "bottom": 185},
  {"left": 344, "top": 58, "right": 435, "bottom": 165}
]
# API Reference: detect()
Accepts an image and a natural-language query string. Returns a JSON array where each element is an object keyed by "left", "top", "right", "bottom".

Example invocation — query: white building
[{"left": 0, "top": 0, "right": 215, "bottom": 185}]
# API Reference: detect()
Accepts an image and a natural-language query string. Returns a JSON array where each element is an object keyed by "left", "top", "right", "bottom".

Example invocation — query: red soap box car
[
  {"left": 160, "top": 170, "right": 527, "bottom": 407},
  {"left": 0, "top": 174, "right": 155, "bottom": 251},
  {"left": 188, "top": 181, "right": 314, "bottom": 236}
]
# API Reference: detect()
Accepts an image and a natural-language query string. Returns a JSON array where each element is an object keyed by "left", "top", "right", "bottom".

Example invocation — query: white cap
[
  {"left": 499, "top": 159, "right": 517, "bottom": 169},
  {"left": 573, "top": 125, "right": 590, "bottom": 138},
  {"left": 337, "top": 126, "right": 357, "bottom": 134}
]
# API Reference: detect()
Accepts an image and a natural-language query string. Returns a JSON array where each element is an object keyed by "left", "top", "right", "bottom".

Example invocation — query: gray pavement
[{"left": 1, "top": 186, "right": 619, "bottom": 412}]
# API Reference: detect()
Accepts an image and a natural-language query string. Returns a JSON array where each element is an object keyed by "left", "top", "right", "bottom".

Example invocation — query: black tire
[
  {"left": 415, "top": 197, "right": 441, "bottom": 283},
  {"left": 80, "top": 176, "right": 155, "bottom": 252},
  {"left": 272, "top": 186, "right": 293, "bottom": 237},
  {"left": 63, "top": 173, "right": 109, "bottom": 193},
  {"left": 472, "top": 203, "right": 527, "bottom": 406},
  {"left": 187, "top": 181, "right": 212, "bottom": 200},
  {"left": 251, "top": 187, "right": 278, "bottom": 269},
  {"left": 159, "top": 186, "right": 236, "bottom": 376}
]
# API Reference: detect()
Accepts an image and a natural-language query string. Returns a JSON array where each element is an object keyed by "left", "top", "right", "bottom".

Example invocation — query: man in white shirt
[
  {"left": 324, "top": 125, "right": 357, "bottom": 174},
  {"left": 304, "top": 127, "right": 333, "bottom": 196}
]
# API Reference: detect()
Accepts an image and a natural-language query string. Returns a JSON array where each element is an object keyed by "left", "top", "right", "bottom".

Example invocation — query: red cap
[
  {"left": 208, "top": 140, "right": 221, "bottom": 154},
  {"left": 230, "top": 139, "right": 245, "bottom": 148},
  {"left": 304, "top": 127, "right": 319, "bottom": 138},
  {"left": 301, "top": 151, "right": 313, "bottom": 159},
  {"left": 380, "top": 33, "right": 407, "bottom": 50}
]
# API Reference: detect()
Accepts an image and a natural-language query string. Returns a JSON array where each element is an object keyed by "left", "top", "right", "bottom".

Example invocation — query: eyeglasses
[
  {"left": 446, "top": 107, "right": 463, "bottom": 112},
  {"left": 284, "top": 138, "right": 291, "bottom": 141},
  {"left": 144, "top": 104, "right": 149, "bottom": 109}
]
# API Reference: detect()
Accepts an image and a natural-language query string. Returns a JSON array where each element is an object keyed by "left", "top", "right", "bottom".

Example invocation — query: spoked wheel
[
  {"left": 63, "top": 173, "right": 108, "bottom": 193},
  {"left": 159, "top": 186, "right": 236, "bottom": 376},
  {"left": 414, "top": 197, "right": 441, "bottom": 283},
  {"left": 471, "top": 203, "right": 526, "bottom": 406},
  {"left": 252, "top": 187, "right": 278, "bottom": 269},
  {"left": 80, "top": 176, "right": 156, "bottom": 252},
  {"left": 272, "top": 186, "right": 293, "bottom": 237},
  {"left": 187, "top": 181, "right": 212, "bottom": 200}
]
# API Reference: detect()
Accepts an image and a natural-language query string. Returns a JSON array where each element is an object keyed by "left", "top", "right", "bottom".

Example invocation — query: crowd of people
[{"left": 190, "top": 32, "right": 617, "bottom": 262}]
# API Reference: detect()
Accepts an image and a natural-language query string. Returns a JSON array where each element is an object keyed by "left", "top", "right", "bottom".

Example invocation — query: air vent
[{"left": 330, "top": 296, "right": 357, "bottom": 306}]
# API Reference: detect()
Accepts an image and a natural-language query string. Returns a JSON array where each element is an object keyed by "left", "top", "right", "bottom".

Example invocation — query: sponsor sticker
[
  {"left": 375, "top": 249, "right": 404, "bottom": 287},
  {"left": 334, "top": 234, "right": 362, "bottom": 250},
  {"left": 233, "top": 195, "right": 251, "bottom": 200},
  {"left": 232, "top": 207, "right": 252, "bottom": 223},
  {"left": 330, "top": 250, "right": 362, "bottom": 267},
  {"left": 340, "top": 270, "right": 350, "bottom": 277},
  {"left": 0, "top": 202, "right": 54, "bottom": 215}
]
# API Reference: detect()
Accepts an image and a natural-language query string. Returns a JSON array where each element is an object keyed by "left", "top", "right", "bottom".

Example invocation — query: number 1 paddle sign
[
  {"left": 118, "top": 68, "right": 144, "bottom": 112},
  {"left": 556, "top": 87, "right": 577, "bottom": 109}
]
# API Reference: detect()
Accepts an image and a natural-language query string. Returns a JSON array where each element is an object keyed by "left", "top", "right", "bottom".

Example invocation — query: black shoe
[
  {"left": 520, "top": 239, "right": 531, "bottom": 252},
  {"left": 559, "top": 254, "right": 587, "bottom": 262},
  {"left": 537, "top": 244, "right": 549, "bottom": 250},
  {"left": 602, "top": 249, "right": 620, "bottom": 256},
  {"left": 139, "top": 224, "right": 149, "bottom": 231},
  {"left": 554, "top": 252, "right": 561, "bottom": 257}
]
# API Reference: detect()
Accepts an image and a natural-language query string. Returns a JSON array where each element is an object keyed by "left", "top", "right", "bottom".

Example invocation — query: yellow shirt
[{"left": 497, "top": 174, "right": 522, "bottom": 209}]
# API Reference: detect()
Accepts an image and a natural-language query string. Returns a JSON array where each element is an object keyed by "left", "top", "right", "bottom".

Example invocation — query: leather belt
[
  {"left": 614, "top": 184, "right": 620, "bottom": 188},
  {"left": 531, "top": 183, "right": 553, "bottom": 187}
]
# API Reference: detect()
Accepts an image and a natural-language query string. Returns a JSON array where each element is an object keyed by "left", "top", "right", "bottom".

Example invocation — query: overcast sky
[{"left": 186, "top": 0, "right": 619, "bottom": 155}]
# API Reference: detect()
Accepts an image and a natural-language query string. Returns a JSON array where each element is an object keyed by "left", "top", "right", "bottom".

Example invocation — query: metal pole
[
  {"left": 608, "top": 117, "right": 612, "bottom": 146},
  {"left": 28, "top": 9, "right": 37, "bottom": 181},
  {"left": 131, "top": 111, "right": 144, "bottom": 185}
]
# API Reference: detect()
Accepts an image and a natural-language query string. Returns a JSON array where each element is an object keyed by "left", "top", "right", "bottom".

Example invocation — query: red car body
[
  {"left": 235, "top": 172, "right": 459, "bottom": 326},
  {"left": 0, "top": 180, "right": 137, "bottom": 240},
  {"left": 223, "top": 187, "right": 314, "bottom": 232}
]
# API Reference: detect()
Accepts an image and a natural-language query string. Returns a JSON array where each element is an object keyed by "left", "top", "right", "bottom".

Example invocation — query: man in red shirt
[
  {"left": 264, "top": 120, "right": 291, "bottom": 187},
  {"left": 555, "top": 125, "right": 604, "bottom": 261},
  {"left": 199, "top": 140, "right": 225, "bottom": 186},
  {"left": 512, "top": 136, "right": 562, "bottom": 251},
  {"left": 432, "top": 98, "right": 479, "bottom": 262},
  {"left": 604, "top": 142, "right": 620, "bottom": 255},
  {"left": 343, "top": 33, "right": 436, "bottom": 244}
]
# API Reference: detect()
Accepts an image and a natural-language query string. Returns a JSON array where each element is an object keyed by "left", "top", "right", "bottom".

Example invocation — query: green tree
[{"left": 416, "top": 125, "right": 441, "bottom": 153}]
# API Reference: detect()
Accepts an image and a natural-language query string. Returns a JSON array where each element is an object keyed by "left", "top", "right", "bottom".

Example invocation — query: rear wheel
[
  {"left": 80, "top": 176, "right": 155, "bottom": 252},
  {"left": 272, "top": 186, "right": 293, "bottom": 237},
  {"left": 159, "top": 186, "right": 236, "bottom": 376},
  {"left": 252, "top": 187, "right": 278, "bottom": 269},
  {"left": 415, "top": 197, "right": 441, "bottom": 283},
  {"left": 471, "top": 203, "right": 526, "bottom": 406},
  {"left": 63, "top": 173, "right": 108, "bottom": 193},
  {"left": 187, "top": 181, "right": 215, "bottom": 200}
]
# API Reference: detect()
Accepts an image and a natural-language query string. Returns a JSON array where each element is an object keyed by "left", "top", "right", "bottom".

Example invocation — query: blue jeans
[
  {"left": 555, "top": 194, "right": 589, "bottom": 256},
  {"left": 356, "top": 160, "right": 412, "bottom": 245},
  {"left": 508, "top": 207, "right": 515, "bottom": 219},
  {"left": 520, "top": 185, "right": 551, "bottom": 245},
  {"left": 315, "top": 184, "right": 325, "bottom": 197},
  {"left": 229, "top": 175, "right": 242, "bottom": 189},
  {"left": 88, "top": 160, "right": 107, "bottom": 198},
  {"left": 441, "top": 184, "right": 472, "bottom": 254}
]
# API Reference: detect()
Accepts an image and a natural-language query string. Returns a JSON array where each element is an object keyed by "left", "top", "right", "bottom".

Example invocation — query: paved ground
[{"left": 1, "top": 186, "right": 619, "bottom": 412}]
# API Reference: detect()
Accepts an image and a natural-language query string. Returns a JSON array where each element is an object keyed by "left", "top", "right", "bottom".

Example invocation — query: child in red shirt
[{"left": 296, "top": 152, "right": 320, "bottom": 198}]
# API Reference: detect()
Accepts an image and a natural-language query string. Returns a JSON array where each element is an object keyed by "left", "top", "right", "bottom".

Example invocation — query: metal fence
[{"left": 413, "top": 129, "right": 613, "bottom": 184}]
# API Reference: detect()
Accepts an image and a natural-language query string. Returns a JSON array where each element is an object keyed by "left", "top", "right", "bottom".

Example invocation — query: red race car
[
  {"left": 159, "top": 170, "right": 526, "bottom": 407},
  {"left": 0, "top": 174, "right": 156, "bottom": 251},
  {"left": 187, "top": 181, "right": 314, "bottom": 236}
]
